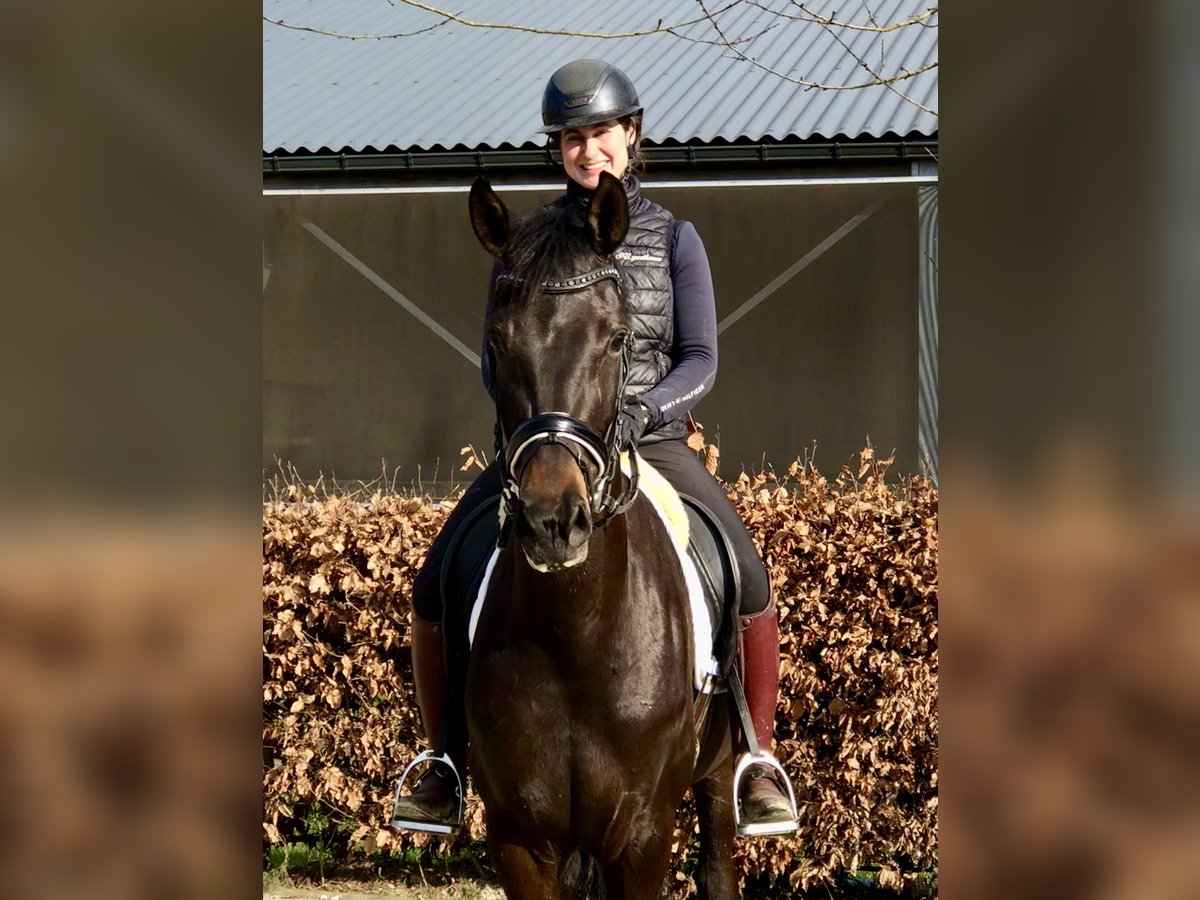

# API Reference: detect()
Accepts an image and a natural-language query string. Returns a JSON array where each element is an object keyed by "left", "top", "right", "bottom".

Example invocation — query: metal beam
[
  {"left": 301, "top": 223, "right": 481, "bottom": 368},
  {"left": 265, "top": 175, "right": 936, "bottom": 196},
  {"left": 716, "top": 200, "right": 884, "bottom": 335}
]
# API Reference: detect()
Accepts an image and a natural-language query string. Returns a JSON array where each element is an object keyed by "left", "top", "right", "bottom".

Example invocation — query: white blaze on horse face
[{"left": 560, "top": 120, "right": 634, "bottom": 190}]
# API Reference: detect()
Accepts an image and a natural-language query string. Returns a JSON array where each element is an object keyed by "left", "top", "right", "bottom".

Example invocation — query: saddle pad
[
  {"left": 620, "top": 450, "right": 688, "bottom": 545},
  {"left": 680, "top": 497, "right": 739, "bottom": 676},
  {"left": 469, "top": 453, "right": 718, "bottom": 692}
]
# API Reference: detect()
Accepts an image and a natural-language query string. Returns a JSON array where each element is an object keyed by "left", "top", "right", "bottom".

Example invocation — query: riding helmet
[{"left": 539, "top": 59, "right": 642, "bottom": 134}]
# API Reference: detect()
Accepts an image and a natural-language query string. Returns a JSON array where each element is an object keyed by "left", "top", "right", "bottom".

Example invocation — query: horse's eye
[{"left": 609, "top": 331, "right": 630, "bottom": 354}]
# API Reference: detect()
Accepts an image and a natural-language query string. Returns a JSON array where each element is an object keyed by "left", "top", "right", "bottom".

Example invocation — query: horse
[{"left": 457, "top": 171, "right": 740, "bottom": 900}]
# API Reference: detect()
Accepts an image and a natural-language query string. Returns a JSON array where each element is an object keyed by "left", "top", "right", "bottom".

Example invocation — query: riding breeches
[{"left": 409, "top": 437, "right": 771, "bottom": 622}]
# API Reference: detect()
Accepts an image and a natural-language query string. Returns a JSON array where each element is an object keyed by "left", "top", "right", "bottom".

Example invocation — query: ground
[
  {"left": 264, "top": 882, "right": 503, "bottom": 900},
  {"left": 263, "top": 876, "right": 935, "bottom": 899},
  {"left": 262, "top": 856, "right": 935, "bottom": 899}
]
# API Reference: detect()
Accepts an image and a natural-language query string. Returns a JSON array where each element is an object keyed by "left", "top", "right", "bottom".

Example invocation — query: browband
[{"left": 496, "top": 266, "right": 621, "bottom": 294}]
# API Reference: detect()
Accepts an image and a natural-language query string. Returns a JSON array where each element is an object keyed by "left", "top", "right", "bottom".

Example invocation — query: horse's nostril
[
  {"left": 516, "top": 494, "right": 591, "bottom": 559},
  {"left": 514, "top": 502, "right": 537, "bottom": 541},
  {"left": 571, "top": 502, "right": 589, "bottom": 535},
  {"left": 555, "top": 495, "right": 590, "bottom": 544}
]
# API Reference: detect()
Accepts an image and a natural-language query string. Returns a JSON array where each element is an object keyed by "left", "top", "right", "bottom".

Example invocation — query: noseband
[{"left": 492, "top": 265, "right": 641, "bottom": 539}]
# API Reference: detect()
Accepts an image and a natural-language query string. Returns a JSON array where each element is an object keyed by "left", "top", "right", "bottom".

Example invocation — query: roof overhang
[{"left": 263, "top": 137, "right": 938, "bottom": 179}]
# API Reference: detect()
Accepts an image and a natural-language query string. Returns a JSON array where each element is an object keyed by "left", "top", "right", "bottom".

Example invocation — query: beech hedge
[{"left": 262, "top": 448, "right": 938, "bottom": 894}]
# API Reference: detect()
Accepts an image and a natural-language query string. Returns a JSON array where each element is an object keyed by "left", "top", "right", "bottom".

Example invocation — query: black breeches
[{"left": 409, "top": 437, "right": 771, "bottom": 623}]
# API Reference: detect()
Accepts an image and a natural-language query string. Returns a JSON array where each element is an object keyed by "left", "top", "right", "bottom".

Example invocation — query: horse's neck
[{"left": 508, "top": 515, "right": 630, "bottom": 644}]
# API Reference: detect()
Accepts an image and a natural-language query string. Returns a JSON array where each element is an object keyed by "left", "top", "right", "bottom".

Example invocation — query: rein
[{"left": 492, "top": 264, "right": 641, "bottom": 543}]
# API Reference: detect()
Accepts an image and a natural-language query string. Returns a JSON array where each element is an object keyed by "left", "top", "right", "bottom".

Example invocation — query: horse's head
[{"left": 469, "top": 172, "right": 633, "bottom": 572}]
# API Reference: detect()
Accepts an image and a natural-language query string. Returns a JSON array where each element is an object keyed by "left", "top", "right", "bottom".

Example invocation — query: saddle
[{"left": 438, "top": 495, "right": 503, "bottom": 624}]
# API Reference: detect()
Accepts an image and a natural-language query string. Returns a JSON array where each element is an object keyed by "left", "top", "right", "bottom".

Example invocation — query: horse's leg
[
  {"left": 487, "top": 831, "right": 560, "bottom": 900},
  {"left": 693, "top": 765, "right": 739, "bottom": 900},
  {"left": 601, "top": 823, "right": 676, "bottom": 900}
]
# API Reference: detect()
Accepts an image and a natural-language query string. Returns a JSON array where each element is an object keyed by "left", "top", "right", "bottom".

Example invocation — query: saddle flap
[
  {"left": 438, "top": 495, "right": 503, "bottom": 617},
  {"left": 678, "top": 494, "right": 741, "bottom": 677}
]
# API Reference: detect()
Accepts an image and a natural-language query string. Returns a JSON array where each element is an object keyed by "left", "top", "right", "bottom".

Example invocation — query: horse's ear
[
  {"left": 587, "top": 171, "right": 630, "bottom": 256},
  {"left": 469, "top": 177, "right": 514, "bottom": 257}
]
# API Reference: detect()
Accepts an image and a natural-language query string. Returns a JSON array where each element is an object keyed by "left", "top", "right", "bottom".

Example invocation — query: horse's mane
[{"left": 500, "top": 199, "right": 608, "bottom": 307}]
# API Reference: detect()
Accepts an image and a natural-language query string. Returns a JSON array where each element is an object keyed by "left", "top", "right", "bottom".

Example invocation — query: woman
[{"left": 393, "top": 59, "right": 796, "bottom": 835}]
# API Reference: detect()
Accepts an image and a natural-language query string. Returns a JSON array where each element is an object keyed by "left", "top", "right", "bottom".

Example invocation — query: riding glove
[{"left": 615, "top": 397, "right": 651, "bottom": 450}]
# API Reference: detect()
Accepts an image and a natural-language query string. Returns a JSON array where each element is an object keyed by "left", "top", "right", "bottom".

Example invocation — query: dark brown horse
[{"left": 463, "top": 172, "right": 738, "bottom": 900}]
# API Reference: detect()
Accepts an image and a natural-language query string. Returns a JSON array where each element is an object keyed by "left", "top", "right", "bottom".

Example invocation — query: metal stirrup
[
  {"left": 726, "top": 667, "right": 800, "bottom": 837},
  {"left": 732, "top": 750, "right": 801, "bottom": 837},
  {"left": 390, "top": 750, "right": 465, "bottom": 835}
]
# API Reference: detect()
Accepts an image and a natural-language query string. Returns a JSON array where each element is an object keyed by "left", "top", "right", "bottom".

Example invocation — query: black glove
[{"left": 614, "top": 397, "right": 651, "bottom": 450}]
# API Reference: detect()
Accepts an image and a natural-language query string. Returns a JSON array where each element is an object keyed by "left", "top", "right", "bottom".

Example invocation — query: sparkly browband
[{"left": 495, "top": 266, "right": 621, "bottom": 294}]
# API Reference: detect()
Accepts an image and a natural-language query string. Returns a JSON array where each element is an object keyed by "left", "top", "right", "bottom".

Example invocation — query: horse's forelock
[{"left": 500, "top": 202, "right": 609, "bottom": 307}]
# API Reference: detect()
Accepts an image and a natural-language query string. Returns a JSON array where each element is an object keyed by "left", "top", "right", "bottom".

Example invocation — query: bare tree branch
[
  {"left": 261, "top": 14, "right": 451, "bottom": 40},
  {"left": 692, "top": 0, "right": 938, "bottom": 110},
  {"left": 380, "top": 0, "right": 750, "bottom": 39},
  {"left": 260, "top": 0, "right": 937, "bottom": 116},
  {"left": 858, "top": 0, "right": 882, "bottom": 30},
  {"left": 800, "top": 3, "right": 937, "bottom": 115},
  {"left": 667, "top": 18, "right": 781, "bottom": 50},
  {"left": 756, "top": 1, "right": 938, "bottom": 33}
]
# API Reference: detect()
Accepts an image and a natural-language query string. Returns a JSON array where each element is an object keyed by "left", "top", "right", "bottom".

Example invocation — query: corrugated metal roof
[{"left": 263, "top": 0, "right": 937, "bottom": 155}]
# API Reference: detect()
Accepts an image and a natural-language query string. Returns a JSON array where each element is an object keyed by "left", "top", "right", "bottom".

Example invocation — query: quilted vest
[
  {"left": 563, "top": 176, "right": 685, "bottom": 442},
  {"left": 617, "top": 178, "right": 686, "bottom": 442}
]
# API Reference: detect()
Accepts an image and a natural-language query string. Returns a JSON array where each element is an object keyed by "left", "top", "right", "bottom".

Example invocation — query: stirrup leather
[
  {"left": 733, "top": 750, "right": 801, "bottom": 837},
  {"left": 390, "top": 750, "right": 464, "bottom": 835}
]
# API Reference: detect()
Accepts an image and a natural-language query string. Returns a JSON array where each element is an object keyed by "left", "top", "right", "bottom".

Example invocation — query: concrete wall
[{"left": 263, "top": 180, "right": 922, "bottom": 491}]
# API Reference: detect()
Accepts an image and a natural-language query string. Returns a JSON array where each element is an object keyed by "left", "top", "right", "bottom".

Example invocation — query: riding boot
[
  {"left": 737, "top": 594, "right": 798, "bottom": 828},
  {"left": 391, "top": 615, "right": 468, "bottom": 829}
]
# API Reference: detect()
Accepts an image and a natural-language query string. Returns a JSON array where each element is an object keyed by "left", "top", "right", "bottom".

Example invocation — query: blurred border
[
  {"left": 944, "top": 3, "right": 1200, "bottom": 898},
  {"left": 3, "top": 0, "right": 1199, "bottom": 896},
  {"left": 0, "top": 1, "right": 262, "bottom": 897}
]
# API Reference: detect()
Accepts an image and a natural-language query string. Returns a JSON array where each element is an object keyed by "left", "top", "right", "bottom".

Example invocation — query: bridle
[{"left": 492, "top": 264, "right": 641, "bottom": 542}]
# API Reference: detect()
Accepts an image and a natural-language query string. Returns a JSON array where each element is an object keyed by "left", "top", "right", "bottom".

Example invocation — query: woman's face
[{"left": 560, "top": 120, "right": 636, "bottom": 189}]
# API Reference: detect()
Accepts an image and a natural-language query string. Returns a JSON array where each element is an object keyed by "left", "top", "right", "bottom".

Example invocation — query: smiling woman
[
  {"left": 541, "top": 58, "right": 646, "bottom": 187},
  {"left": 558, "top": 121, "right": 635, "bottom": 189}
]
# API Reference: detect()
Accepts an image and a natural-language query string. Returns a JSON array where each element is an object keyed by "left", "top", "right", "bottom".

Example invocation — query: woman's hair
[
  {"left": 548, "top": 113, "right": 647, "bottom": 178},
  {"left": 620, "top": 112, "right": 647, "bottom": 177}
]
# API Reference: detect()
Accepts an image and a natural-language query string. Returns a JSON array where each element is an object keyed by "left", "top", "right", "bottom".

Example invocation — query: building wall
[{"left": 263, "top": 180, "right": 923, "bottom": 491}]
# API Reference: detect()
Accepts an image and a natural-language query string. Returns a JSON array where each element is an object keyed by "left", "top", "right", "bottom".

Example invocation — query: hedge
[{"left": 262, "top": 447, "right": 937, "bottom": 894}]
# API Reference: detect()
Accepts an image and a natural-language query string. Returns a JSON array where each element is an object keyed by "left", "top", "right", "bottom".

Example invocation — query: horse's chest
[
  {"left": 467, "top": 640, "right": 691, "bottom": 825},
  {"left": 469, "top": 640, "right": 680, "bottom": 741}
]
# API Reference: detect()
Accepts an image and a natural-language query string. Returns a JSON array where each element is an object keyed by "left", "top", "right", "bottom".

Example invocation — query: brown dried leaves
[
  {"left": 262, "top": 451, "right": 937, "bottom": 892},
  {"left": 262, "top": 492, "right": 468, "bottom": 856}
]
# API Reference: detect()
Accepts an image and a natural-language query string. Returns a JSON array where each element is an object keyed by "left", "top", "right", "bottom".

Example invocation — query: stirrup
[
  {"left": 733, "top": 750, "right": 800, "bottom": 837},
  {"left": 390, "top": 750, "right": 464, "bottom": 835}
]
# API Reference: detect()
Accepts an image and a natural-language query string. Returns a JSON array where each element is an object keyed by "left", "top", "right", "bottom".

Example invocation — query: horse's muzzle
[{"left": 514, "top": 491, "right": 592, "bottom": 571}]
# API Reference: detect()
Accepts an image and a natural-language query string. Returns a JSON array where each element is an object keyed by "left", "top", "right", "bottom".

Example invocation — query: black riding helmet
[{"left": 540, "top": 59, "right": 642, "bottom": 134}]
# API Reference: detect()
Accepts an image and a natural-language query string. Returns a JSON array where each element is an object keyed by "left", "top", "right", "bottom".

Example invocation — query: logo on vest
[{"left": 615, "top": 249, "right": 664, "bottom": 263}]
